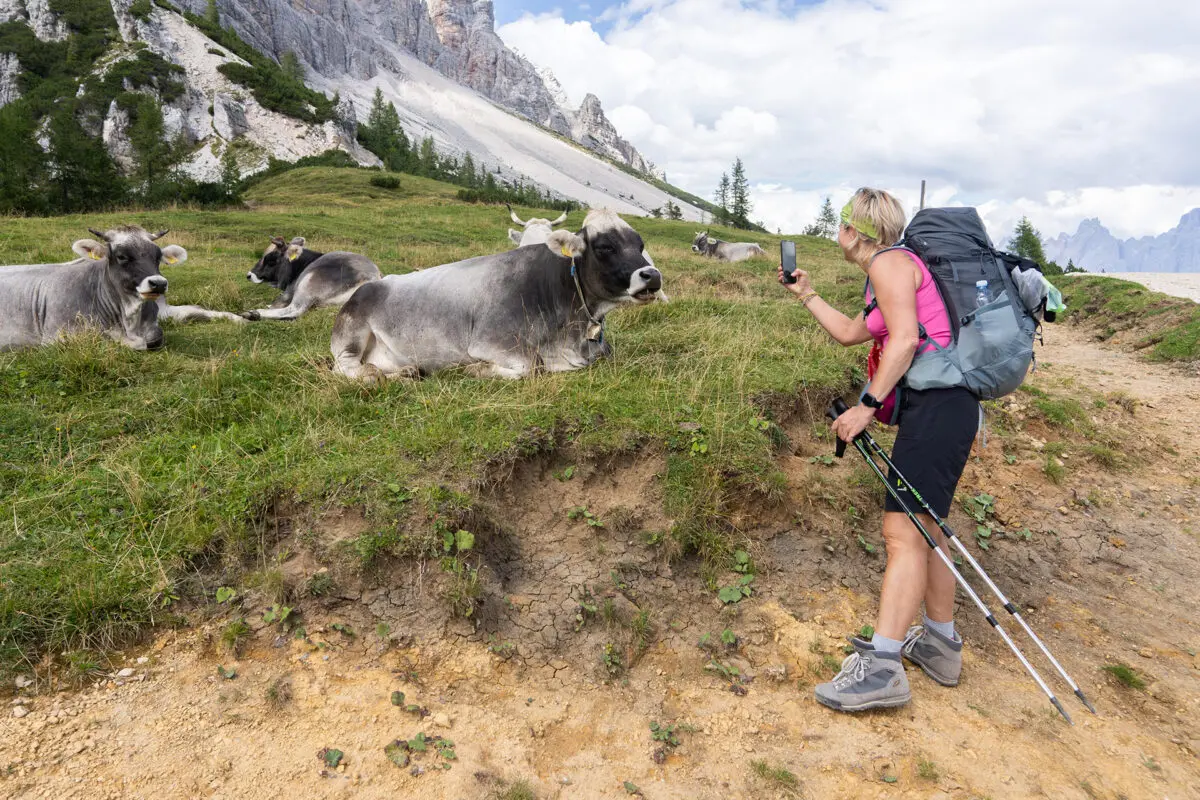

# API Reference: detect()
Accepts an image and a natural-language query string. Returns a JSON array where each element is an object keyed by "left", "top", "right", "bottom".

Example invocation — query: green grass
[
  {"left": 0, "top": 168, "right": 861, "bottom": 673},
  {"left": 1059, "top": 275, "right": 1200, "bottom": 362},
  {"left": 750, "top": 759, "right": 800, "bottom": 792},
  {"left": 1102, "top": 663, "right": 1146, "bottom": 691}
]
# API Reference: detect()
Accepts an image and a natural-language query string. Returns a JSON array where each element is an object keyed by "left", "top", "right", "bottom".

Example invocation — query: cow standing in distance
[
  {"left": 506, "top": 203, "right": 569, "bottom": 247},
  {"left": 0, "top": 226, "right": 177, "bottom": 351},
  {"left": 331, "top": 210, "right": 664, "bottom": 381},
  {"left": 243, "top": 237, "right": 382, "bottom": 320},
  {"left": 691, "top": 232, "right": 766, "bottom": 262}
]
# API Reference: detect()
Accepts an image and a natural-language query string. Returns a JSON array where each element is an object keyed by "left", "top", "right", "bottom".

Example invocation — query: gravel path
[{"left": 1103, "top": 272, "right": 1200, "bottom": 303}]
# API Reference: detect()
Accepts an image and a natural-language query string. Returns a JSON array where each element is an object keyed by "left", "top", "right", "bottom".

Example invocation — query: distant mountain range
[{"left": 1045, "top": 209, "right": 1200, "bottom": 273}]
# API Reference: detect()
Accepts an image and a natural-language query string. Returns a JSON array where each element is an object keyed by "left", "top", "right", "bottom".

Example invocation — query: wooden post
[{"left": 919, "top": 180, "right": 927, "bottom": 210}]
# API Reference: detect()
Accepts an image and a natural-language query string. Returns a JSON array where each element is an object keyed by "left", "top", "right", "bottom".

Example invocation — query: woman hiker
[{"left": 778, "top": 187, "right": 977, "bottom": 712}]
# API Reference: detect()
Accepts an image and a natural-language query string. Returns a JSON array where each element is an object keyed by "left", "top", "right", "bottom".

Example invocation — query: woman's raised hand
[{"left": 777, "top": 264, "right": 813, "bottom": 296}]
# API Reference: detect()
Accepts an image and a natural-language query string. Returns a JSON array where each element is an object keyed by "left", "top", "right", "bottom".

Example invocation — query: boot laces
[
  {"left": 901, "top": 625, "right": 925, "bottom": 656},
  {"left": 833, "top": 652, "right": 870, "bottom": 686}
]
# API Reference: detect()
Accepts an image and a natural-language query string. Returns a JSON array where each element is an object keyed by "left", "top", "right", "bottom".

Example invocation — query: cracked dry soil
[{"left": 3, "top": 323, "right": 1200, "bottom": 800}]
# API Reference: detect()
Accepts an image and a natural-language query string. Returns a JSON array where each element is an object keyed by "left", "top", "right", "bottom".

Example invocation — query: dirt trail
[{"left": 3, "top": 323, "right": 1200, "bottom": 800}]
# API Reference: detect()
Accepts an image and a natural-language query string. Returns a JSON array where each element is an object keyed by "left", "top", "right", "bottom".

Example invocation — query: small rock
[
  {"left": 13, "top": 706, "right": 29, "bottom": 719},
  {"left": 136, "top": 657, "right": 149, "bottom": 665},
  {"left": 116, "top": 668, "right": 135, "bottom": 678},
  {"left": 1138, "top": 648, "right": 1154, "bottom": 659},
  {"left": 15, "top": 675, "right": 32, "bottom": 688},
  {"left": 11, "top": 698, "right": 26, "bottom": 706},
  {"left": 432, "top": 712, "right": 451, "bottom": 728}
]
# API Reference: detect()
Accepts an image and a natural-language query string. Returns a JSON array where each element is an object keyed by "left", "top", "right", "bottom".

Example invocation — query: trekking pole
[
  {"left": 826, "top": 400, "right": 1074, "bottom": 724},
  {"left": 832, "top": 399, "right": 1097, "bottom": 715}
]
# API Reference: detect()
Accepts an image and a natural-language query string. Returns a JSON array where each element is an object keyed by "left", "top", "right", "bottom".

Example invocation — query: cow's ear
[
  {"left": 546, "top": 230, "right": 585, "bottom": 259},
  {"left": 161, "top": 245, "right": 188, "bottom": 266},
  {"left": 507, "top": 229, "right": 522, "bottom": 245},
  {"left": 290, "top": 237, "right": 306, "bottom": 247},
  {"left": 72, "top": 239, "right": 106, "bottom": 260},
  {"left": 286, "top": 244, "right": 304, "bottom": 261}
]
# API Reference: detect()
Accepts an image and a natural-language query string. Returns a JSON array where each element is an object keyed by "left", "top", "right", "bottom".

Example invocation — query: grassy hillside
[
  {"left": 0, "top": 169, "right": 860, "bottom": 672},
  {"left": 1058, "top": 274, "right": 1200, "bottom": 361}
]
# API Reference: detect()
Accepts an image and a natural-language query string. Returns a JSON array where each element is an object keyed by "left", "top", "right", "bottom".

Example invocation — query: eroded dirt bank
[{"left": 2, "top": 323, "right": 1199, "bottom": 800}]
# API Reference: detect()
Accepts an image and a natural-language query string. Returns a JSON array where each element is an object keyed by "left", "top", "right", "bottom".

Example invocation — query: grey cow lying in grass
[
  {"left": 331, "top": 211, "right": 665, "bottom": 380},
  {"left": 243, "top": 236, "right": 382, "bottom": 320},
  {"left": 691, "top": 231, "right": 766, "bottom": 262}
]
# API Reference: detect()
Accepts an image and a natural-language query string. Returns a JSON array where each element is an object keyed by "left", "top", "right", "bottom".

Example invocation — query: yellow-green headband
[{"left": 841, "top": 200, "right": 879, "bottom": 240}]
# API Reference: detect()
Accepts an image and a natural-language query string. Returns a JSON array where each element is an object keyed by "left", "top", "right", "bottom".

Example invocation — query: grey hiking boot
[
  {"left": 901, "top": 624, "right": 963, "bottom": 687},
  {"left": 814, "top": 648, "right": 910, "bottom": 712}
]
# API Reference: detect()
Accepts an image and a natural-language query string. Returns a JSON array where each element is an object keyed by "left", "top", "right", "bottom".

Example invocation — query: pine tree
[
  {"left": 279, "top": 51, "right": 305, "bottom": 83},
  {"left": 205, "top": 0, "right": 220, "bottom": 26},
  {"left": 219, "top": 145, "right": 241, "bottom": 201},
  {"left": 730, "top": 157, "right": 751, "bottom": 229},
  {"left": 418, "top": 136, "right": 438, "bottom": 177},
  {"left": 815, "top": 197, "right": 837, "bottom": 239},
  {"left": 0, "top": 101, "right": 49, "bottom": 215},
  {"left": 461, "top": 152, "right": 477, "bottom": 188},
  {"left": 715, "top": 173, "right": 730, "bottom": 226},
  {"left": 129, "top": 96, "right": 173, "bottom": 195},
  {"left": 359, "top": 88, "right": 410, "bottom": 172},
  {"left": 46, "top": 104, "right": 126, "bottom": 213},
  {"left": 1008, "top": 217, "right": 1047, "bottom": 264}
]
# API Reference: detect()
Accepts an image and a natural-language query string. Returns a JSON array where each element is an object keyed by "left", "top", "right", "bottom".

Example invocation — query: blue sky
[{"left": 497, "top": 1, "right": 1200, "bottom": 240}]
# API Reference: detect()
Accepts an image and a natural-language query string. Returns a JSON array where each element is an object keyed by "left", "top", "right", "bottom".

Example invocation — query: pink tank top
[{"left": 864, "top": 250, "right": 951, "bottom": 350}]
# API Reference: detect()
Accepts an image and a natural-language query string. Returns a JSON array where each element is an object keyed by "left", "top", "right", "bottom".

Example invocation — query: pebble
[
  {"left": 1138, "top": 648, "right": 1154, "bottom": 659},
  {"left": 432, "top": 712, "right": 451, "bottom": 728},
  {"left": 116, "top": 668, "right": 135, "bottom": 679},
  {"left": 13, "top": 706, "right": 29, "bottom": 719},
  {"left": 136, "top": 657, "right": 149, "bottom": 665},
  {"left": 15, "top": 675, "right": 33, "bottom": 688}
]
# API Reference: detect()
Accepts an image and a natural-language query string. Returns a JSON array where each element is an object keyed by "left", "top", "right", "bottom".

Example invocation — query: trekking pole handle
[{"left": 825, "top": 397, "right": 851, "bottom": 458}]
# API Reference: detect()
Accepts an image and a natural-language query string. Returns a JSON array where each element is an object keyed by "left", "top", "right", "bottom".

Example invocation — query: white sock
[
  {"left": 870, "top": 633, "right": 903, "bottom": 654},
  {"left": 924, "top": 615, "right": 956, "bottom": 640}
]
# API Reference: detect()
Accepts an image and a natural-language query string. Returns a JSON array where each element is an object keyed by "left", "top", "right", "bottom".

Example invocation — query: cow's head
[
  {"left": 691, "top": 232, "right": 709, "bottom": 253},
  {"left": 576, "top": 210, "right": 663, "bottom": 306},
  {"left": 248, "top": 236, "right": 306, "bottom": 285},
  {"left": 73, "top": 226, "right": 176, "bottom": 301}
]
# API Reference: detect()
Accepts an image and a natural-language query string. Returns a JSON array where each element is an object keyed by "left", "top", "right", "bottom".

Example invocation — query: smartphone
[{"left": 780, "top": 240, "right": 797, "bottom": 284}]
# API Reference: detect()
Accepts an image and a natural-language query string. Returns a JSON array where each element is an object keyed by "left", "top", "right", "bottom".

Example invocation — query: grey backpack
[{"left": 870, "top": 207, "right": 1046, "bottom": 401}]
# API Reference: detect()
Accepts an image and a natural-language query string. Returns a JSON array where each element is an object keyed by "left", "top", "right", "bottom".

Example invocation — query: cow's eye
[{"left": 596, "top": 244, "right": 615, "bottom": 255}]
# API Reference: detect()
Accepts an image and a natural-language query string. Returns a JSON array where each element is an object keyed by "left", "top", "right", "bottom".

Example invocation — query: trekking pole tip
[
  {"left": 1075, "top": 689, "right": 1097, "bottom": 714},
  {"left": 1051, "top": 697, "right": 1073, "bottom": 725}
]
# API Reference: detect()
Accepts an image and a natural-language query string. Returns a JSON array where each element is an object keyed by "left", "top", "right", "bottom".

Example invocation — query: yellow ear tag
[
  {"left": 89, "top": 251, "right": 103, "bottom": 260},
  {"left": 288, "top": 251, "right": 300, "bottom": 261},
  {"left": 164, "top": 256, "right": 178, "bottom": 265},
  {"left": 561, "top": 246, "right": 572, "bottom": 258}
]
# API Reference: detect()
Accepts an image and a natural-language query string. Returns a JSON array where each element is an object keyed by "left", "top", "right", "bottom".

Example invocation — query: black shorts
[{"left": 884, "top": 387, "right": 978, "bottom": 518}]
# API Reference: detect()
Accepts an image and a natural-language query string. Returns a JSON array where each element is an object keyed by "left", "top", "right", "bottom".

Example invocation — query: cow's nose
[
  {"left": 148, "top": 276, "right": 168, "bottom": 293},
  {"left": 246, "top": 272, "right": 254, "bottom": 281},
  {"left": 638, "top": 267, "right": 662, "bottom": 290}
]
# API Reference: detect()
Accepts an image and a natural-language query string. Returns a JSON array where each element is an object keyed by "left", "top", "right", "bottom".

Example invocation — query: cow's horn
[
  {"left": 270, "top": 236, "right": 286, "bottom": 246},
  {"left": 88, "top": 227, "right": 110, "bottom": 242},
  {"left": 549, "top": 210, "right": 568, "bottom": 226},
  {"left": 148, "top": 229, "right": 169, "bottom": 241},
  {"left": 507, "top": 203, "right": 526, "bottom": 226}
]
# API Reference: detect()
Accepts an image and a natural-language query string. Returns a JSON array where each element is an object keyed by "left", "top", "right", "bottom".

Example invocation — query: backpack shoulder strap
[{"left": 863, "top": 245, "right": 918, "bottom": 318}]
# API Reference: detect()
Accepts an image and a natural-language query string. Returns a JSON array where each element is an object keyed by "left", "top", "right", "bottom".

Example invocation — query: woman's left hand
[{"left": 831, "top": 403, "right": 875, "bottom": 442}]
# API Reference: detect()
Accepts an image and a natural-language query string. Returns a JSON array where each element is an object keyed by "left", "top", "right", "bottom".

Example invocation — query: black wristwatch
[{"left": 861, "top": 393, "right": 884, "bottom": 409}]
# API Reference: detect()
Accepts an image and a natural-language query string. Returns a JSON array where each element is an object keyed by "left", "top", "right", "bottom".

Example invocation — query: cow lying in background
[
  {"left": 242, "top": 237, "right": 382, "bottom": 320},
  {"left": 691, "top": 232, "right": 766, "bottom": 262},
  {"left": 0, "top": 226, "right": 176, "bottom": 351},
  {"left": 507, "top": 204, "right": 569, "bottom": 247},
  {"left": 331, "top": 210, "right": 664, "bottom": 380}
]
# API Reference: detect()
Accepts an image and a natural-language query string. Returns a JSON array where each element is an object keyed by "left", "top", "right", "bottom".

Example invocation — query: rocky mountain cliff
[
  {"left": 1, "top": 0, "right": 692, "bottom": 218},
  {"left": 172, "top": 0, "right": 649, "bottom": 173},
  {"left": 1045, "top": 210, "right": 1200, "bottom": 273}
]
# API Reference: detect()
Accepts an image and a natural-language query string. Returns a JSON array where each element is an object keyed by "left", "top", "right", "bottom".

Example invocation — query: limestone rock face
[
  {"left": 571, "top": 94, "right": 651, "bottom": 175},
  {"left": 175, "top": 0, "right": 648, "bottom": 171},
  {"left": 102, "top": 101, "right": 136, "bottom": 172},
  {"left": 0, "top": 53, "right": 20, "bottom": 109},
  {"left": 212, "top": 92, "right": 249, "bottom": 140},
  {"left": 2, "top": 0, "right": 68, "bottom": 41},
  {"left": 1045, "top": 211, "right": 1200, "bottom": 274}
]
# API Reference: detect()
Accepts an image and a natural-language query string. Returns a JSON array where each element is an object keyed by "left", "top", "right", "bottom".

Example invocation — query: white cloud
[{"left": 499, "top": 0, "right": 1200, "bottom": 240}]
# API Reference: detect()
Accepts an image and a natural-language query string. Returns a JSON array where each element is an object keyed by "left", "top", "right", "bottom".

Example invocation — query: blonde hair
[{"left": 842, "top": 187, "right": 906, "bottom": 266}]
